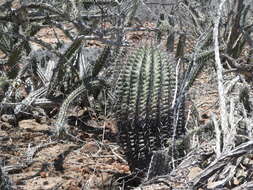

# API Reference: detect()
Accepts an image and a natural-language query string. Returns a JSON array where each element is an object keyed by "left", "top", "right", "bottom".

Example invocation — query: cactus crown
[{"left": 115, "top": 47, "right": 176, "bottom": 120}]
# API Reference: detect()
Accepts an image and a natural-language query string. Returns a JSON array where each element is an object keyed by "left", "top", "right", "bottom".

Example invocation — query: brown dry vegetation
[{"left": 1, "top": 0, "right": 253, "bottom": 190}]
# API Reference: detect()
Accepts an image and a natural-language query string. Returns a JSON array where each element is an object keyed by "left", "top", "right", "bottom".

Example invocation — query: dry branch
[
  {"left": 190, "top": 140, "right": 253, "bottom": 189},
  {"left": 213, "top": 0, "right": 230, "bottom": 152},
  {"left": 0, "top": 166, "right": 13, "bottom": 190}
]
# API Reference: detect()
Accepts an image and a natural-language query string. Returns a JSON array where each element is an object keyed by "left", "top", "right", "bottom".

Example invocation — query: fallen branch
[{"left": 213, "top": 0, "right": 230, "bottom": 152}]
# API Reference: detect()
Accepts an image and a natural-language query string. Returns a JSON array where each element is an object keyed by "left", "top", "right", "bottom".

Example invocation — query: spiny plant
[
  {"left": 114, "top": 47, "right": 186, "bottom": 174},
  {"left": 54, "top": 45, "right": 112, "bottom": 137},
  {"left": 113, "top": 39, "right": 216, "bottom": 179}
]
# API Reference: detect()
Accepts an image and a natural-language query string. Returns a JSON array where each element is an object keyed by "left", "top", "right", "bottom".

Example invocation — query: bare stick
[
  {"left": 212, "top": 113, "right": 221, "bottom": 157},
  {"left": 213, "top": 0, "right": 229, "bottom": 152}
]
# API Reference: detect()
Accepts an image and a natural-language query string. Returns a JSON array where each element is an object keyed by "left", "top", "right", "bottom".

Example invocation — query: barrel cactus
[{"left": 114, "top": 47, "right": 186, "bottom": 175}]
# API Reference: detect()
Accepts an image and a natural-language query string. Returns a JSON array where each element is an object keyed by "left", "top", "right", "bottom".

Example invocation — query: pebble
[{"left": 1, "top": 114, "right": 16, "bottom": 124}]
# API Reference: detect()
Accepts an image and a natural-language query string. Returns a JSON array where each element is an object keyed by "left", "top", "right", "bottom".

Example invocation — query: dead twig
[
  {"left": 0, "top": 166, "right": 13, "bottom": 190},
  {"left": 190, "top": 140, "right": 253, "bottom": 189},
  {"left": 213, "top": 0, "right": 230, "bottom": 152}
]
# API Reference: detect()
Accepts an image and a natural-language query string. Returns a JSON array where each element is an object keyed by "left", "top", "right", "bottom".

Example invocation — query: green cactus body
[{"left": 115, "top": 47, "right": 185, "bottom": 172}]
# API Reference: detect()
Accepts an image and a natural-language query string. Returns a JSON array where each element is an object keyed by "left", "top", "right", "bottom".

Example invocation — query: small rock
[
  {"left": 81, "top": 142, "right": 99, "bottom": 154},
  {"left": 188, "top": 167, "right": 203, "bottom": 180},
  {"left": 0, "top": 122, "right": 12, "bottom": 130},
  {"left": 40, "top": 172, "right": 48, "bottom": 178},
  {"left": 1, "top": 114, "right": 16, "bottom": 124},
  {"left": 19, "top": 119, "right": 50, "bottom": 131},
  {"left": 43, "top": 181, "right": 49, "bottom": 185},
  {"left": 0, "top": 130, "right": 8, "bottom": 138}
]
